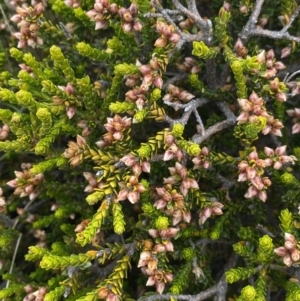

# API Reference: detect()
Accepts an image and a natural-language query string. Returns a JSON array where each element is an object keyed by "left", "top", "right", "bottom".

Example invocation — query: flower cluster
[
  {"left": 257, "top": 49, "right": 286, "bottom": 78},
  {"left": 154, "top": 185, "right": 191, "bottom": 225},
  {"left": 238, "top": 149, "right": 271, "bottom": 202},
  {"left": 103, "top": 114, "right": 131, "bottom": 144},
  {"left": 11, "top": 3, "right": 44, "bottom": 48},
  {"left": 238, "top": 147, "right": 295, "bottom": 202},
  {"left": 118, "top": 3, "right": 142, "bottom": 33},
  {"left": 53, "top": 82, "right": 76, "bottom": 119},
  {"left": 163, "top": 84, "right": 195, "bottom": 105},
  {"left": 163, "top": 134, "right": 183, "bottom": 161},
  {"left": 23, "top": 285, "right": 47, "bottom": 301},
  {"left": 120, "top": 154, "right": 150, "bottom": 176},
  {"left": 7, "top": 165, "right": 44, "bottom": 201},
  {"left": 138, "top": 230, "right": 176, "bottom": 294},
  {"left": 62, "top": 135, "right": 87, "bottom": 167},
  {"left": 237, "top": 91, "right": 283, "bottom": 136},
  {"left": 192, "top": 146, "right": 210, "bottom": 169},
  {"left": 177, "top": 57, "right": 200, "bottom": 74},
  {"left": 143, "top": 268, "right": 173, "bottom": 294},
  {"left": 125, "top": 85, "right": 147, "bottom": 110},
  {"left": 164, "top": 162, "right": 199, "bottom": 196},
  {"left": 286, "top": 80, "right": 300, "bottom": 96},
  {"left": 139, "top": 56, "right": 164, "bottom": 90},
  {"left": 274, "top": 233, "right": 300, "bottom": 266},
  {"left": 83, "top": 172, "right": 104, "bottom": 193},
  {"left": 154, "top": 21, "right": 180, "bottom": 48},
  {"left": 199, "top": 201, "right": 224, "bottom": 225},
  {"left": 286, "top": 108, "right": 300, "bottom": 134},
  {"left": 264, "top": 146, "right": 296, "bottom": 170},
  {"left": 267, "top": 77, "right": 287, "bottom": 102},
  {"left": 86, "top": 0, "right": 118, "bottom": 30},
  {"left": 117, "top": 175, "right": 146, "bottom": 203}
]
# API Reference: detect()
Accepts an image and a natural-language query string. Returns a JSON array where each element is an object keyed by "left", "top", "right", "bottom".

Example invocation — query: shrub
[{"left": 1, "top": 0, "right": 300, "bottom": 300}]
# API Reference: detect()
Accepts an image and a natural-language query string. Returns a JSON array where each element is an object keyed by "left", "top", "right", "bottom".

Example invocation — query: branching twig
[
  {"left": 239, "top": 0, "right": 265, "bottom": 42},
  {"left": 285, "top": 69, "right": 300, "bottom": 83},
  {"left": 171, "top": 0, "right": 206, "bottom": 31},
  {"left": 245, "top": 28, "right": 300, "bottom": 43},
  {"left": 193, "top": 108, "right": 205, "bottom": 135},
  {"left": 240, "top": 0, "right": 300, "bottom": 43},
  {"left": 280, "top": 5, "right": 300, "bottom": 33},
  {"left": 164, "top": 98, "right": 209, "bottom": 127},
  {"left": 192, "top": 116, "right": 236, "bottom": 144}
]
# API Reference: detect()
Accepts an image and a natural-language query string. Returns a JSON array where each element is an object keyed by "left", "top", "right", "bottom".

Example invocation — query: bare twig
[
  {"left": 239, "top": 0, "right": 265, "bottom": 42},
  {"left": 193, "top": 108, "right": 205, "bottom": 135},
  {"left": 280, "top": 5, "right": 300, "bottom": 33},
  {"left": 256, "top": 224, "right": 275, "bottom": 238},
  {"left": 240, "top": 1, "right": 300, "bottom": 43},
  {"left": 3, "top": 233, "right": 22, "bottom": 293},
  {"left": 285, "top": 70, "right": 300, "bottom": 83},
  {"left": 245, "top": 28, "right": 300, "bottom": 43},
  {"left": 192, "top": 119, "right": 235, "bottom": 144},
  {"left": 192, "top": 104, "right": 236, "bottom": 144},
  {"left": 163, "top": 98, "right": 209, "bottom": 127},
  {"left": 216, "top": 101, "right": 236, "bottom": 120}
]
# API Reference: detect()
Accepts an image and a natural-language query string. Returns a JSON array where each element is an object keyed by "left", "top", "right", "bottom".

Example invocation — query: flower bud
[
  {"left": 281, "top": 46, "right": 291, "bottom": 58},
  {"left": 239, "top": 5, "right": 248, "bottom": 14},
  {"left": 223, "top": 1, "right": 231, "bottom": 12},
  {"left": 291, "top": 249, "right": 300, "bottom": 262},
  {"left": 122, "top": 12, "right": 133, "bottom": 22}
]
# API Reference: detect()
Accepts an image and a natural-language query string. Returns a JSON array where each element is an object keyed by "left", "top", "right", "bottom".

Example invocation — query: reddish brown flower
[
  {"left": 199, "top": 201, "right": 224, "bottom": 224},
  {"left": 86, "top": 0, "right": 118, "bottom": 30},
  {"left": 103, "top": 114, "right": 131, "bottom": 144},
  {"left": 7, "top": 166, "right": 44, "bottom": 201},
  {"left": 62, "top": 135, "right": 87, "bottom": 167},
  {"left": 143, "top": 268, "right": 173, "bottom": 294},
  {"left": 154, "top": 22, "right": 180, "bottom": 48},
  {"left": 274, "top": 233, "right": 300, "bottom": 266},
  {"left": 117, "top": 176, "right": 146, "bottom": 203},
  {"left": 163, "top": 84, "right": 195, "bottom": 105}
]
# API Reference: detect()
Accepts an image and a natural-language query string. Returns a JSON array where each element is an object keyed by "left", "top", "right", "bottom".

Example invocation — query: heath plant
[{"left": 1, "top": 0, "right": 300, "bottom": 300}]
